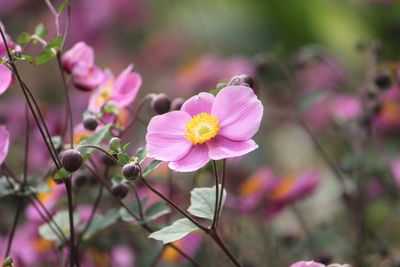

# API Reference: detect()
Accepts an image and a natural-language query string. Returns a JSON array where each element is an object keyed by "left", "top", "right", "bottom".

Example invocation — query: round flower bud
[
  {"left": 170, "top": 97, "right": 185, "bottom": 111},
  {"left": 83, "top": 117, "right": 98, "bottom": 131},
  {"left": 61, "top": 149, "right": 83, "bottom": 173},
  {"left": 228, "top": 74, "right": 254, "bottom": 88},
  {"left": 122, "top": 163, "right": 140, "bottom": 180},
  {"left": 109, "top": 137, "right": 123, "bottom": 150},
  {"left": 151, "top": 94, "right": 171, "bottom": 114},
  {"left": 374, "top": 71, "right": 391, "bottom": 89},
  {"left": 111, "top": 184, "right": 129, "bottom": 199}
]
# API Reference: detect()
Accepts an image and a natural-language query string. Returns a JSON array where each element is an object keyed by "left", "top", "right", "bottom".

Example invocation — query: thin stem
[
  {"left": 44, "top": 0, "right": 60, "bottom": 36},
  {"left": 211, "top": 161, "right": 219, "bottom": 230},
  {"left": 84, "top": 164, "right": 202, "bottom": 267},
  {"left": 209, "top": 231, "right": 242, "bottom": 267},
  {"left": 64, "top": 179, "right": 77, "bottom": 267},
  {"left": 216, "top": 160, "right": 226, "bottom": 227},
  {"left": 139, "top": 176, "right": 208, "bottom": 232},
  {"left": 77, "top": 144, "right": 121, "bottom": 166},
  {"left": 56, "top": 52, "right": 74, "bottom": 148}
]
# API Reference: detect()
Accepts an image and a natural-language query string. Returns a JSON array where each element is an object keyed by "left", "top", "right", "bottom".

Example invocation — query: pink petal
[
  {"left": 146, "top": 111, "right": 192, "bottom": 161},
  {"left": 181, "top": 92, "right": 215, "bottom": 116},
  {"left": 112, "top": 72, "right": 142, "bottom": 108},
  {"left": 212, "top": 86, "right": 263, "bottom": 141},
  {"left": 0, "top": 126, "right": 10, "bottom": 165},
  {"left": 207, "top": 135, "right": 258, "bottom": 160},
  {"left": 0, "top": 64, "right": 13, "bottom": 95},
  {"left": 391, "top": 157, "right": 400, "bottom": 187},
  {"left": 168, "top": 144, "right": 209, "bottom": 172}
]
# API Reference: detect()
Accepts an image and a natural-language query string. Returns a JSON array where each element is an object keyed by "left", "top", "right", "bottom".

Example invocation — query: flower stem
[
  {"left": 211, "top": 161, "right": 219, "bottom": 230},
  {"left": 64, "top": 179, "right": 77, "bottom": 267}
]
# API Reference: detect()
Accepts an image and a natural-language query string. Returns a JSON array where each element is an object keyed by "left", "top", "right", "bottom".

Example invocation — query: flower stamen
[{"left": 185, "top": 112, "right": 220, "bottom": 144}]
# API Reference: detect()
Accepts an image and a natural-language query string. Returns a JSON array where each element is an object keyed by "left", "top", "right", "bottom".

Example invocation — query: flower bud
[
  {"left": 122, "top": 163, "right": 140, "bottom": 180},
  {"left": 228, "top": 74, "right": 254, "bottom": 88},
  {"left": 3, "top": 257, "right": 13, "bottom": 267},
  {"left": 61, "top": 149, "right": 83, "bottom": 173},
  {"left": 109, "top": 137, "right": 123, "bottom": 151},
  {"left": 151, "top": 94, "right": 171, "bottom": 114},
  {"left": 83, "top": 117, "right": 98, "bottom": 131},
  {"left": 111, "top": 183, "right": 129, "bottom": 199},
  {"left": 374, "top": 71, "right": 391, "bottom": 89},
  {"left": 170, "top": 97, "right": 185, "bottom": 111}
]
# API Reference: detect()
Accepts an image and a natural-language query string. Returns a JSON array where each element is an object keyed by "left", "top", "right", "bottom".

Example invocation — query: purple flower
[
  {"left": 62, "top": 42, "right": 95, "bottom": 74},
  {"left": 71, "top": 63, "right": 104, "bottom": 92},
  {"left": 0, "top": 22, "right": 19, "bottom": 95},
  {"left": 0, "top": 125, "right": 9, "bottom": 165},
  {"left": 146, "top": 86, "right": 263, "bottom": 172},
  {"left": 290, "top": 261, "right": 325, "bottom": 267},
  {"left": 88, "top": 65, "right": 142, "bottom": 113}
]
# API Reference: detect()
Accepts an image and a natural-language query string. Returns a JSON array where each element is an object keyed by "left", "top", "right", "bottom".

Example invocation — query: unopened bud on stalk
[
  {"left": 228, "top": 74, "right": 254, "bottom": 88},
  {"left": 374, "top": 71, "right": 391, "bottom": 89},
  {"left": 151, "top": 94, "right": 171, "bottom": 114},
  {"left": 109, "top": 137, "right": 123, "bottom": 150},
  {"left": 111, "top": 183, "right": 129, "bottom": 199},
  {"left": 83, "top": 117, "right": 98, "bottom": 131},
  {"left": 170, "top": 97, "right": 185, "bottom": 111},
  {"left": 122, "top": 163, "right": 140, "bottom": 180},
  {"left": 61, "top": 149, "right": 83, "bottom": 173}
]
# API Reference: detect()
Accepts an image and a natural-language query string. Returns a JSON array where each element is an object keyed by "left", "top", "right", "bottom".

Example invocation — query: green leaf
[
  {"left": 35, "top": 23, "right": 48, "bottom": 39},
  {"left": 17, "top": 32, "right": 31, "bottom": 45},
  {"left": 145, "top": 201, "right": 171, "bottom": 221},
  {"left": 209, "top": 88, "right": 221, "bottom": 95},
  {"left": 58, "top": 0, "right": 69, "bottom": 14},
  {"left": 119, "top": 197, "right": 148, "bottom": 222},
  {"left": 187, "top": 185, "right": 227, "bottom": 220},
  {"left": 81, "top": 209, "right": 119, "bottom": 240},
  {"left": 148, "top": 218, "right": 199, "bottom": 244},
  {"left": 143, "top": 160, "right": 163, "bottom": 177},
  {"left": 117, "top": 152, "right": 131, "bottom": 165},
  {"left": 78, "top": 124, "right": 111, "bottom": 154},
  {"left": 48, "top": 36, "right": 63, "bottom": 51},
  {"left": 54, "top": 167, "right": 70, "bottom": 182},
  {"left": 136, "top": 147, "right": 148, "bottom": 164},
  {"left": 39, "top": 210, "right": 79, "bottom": 242},
  {"left": 35, "top": 48, "right": 56, "bottom": 65}
]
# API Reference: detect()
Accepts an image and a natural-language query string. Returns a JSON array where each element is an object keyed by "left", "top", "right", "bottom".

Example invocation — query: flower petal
[
  {"left": 168, "top": 144, "right": 209, "bottom": 172},
  {"left": 0, "top": 126, "right": 10, "bottom": 165},
  {"left": 112, "top": 71, "right": 142, "bottom": 108},
  {"left": 146, "top": 111, "right": 192, "bottom": 161},
  {"left": 212, "top": 85, "right": 263, "bottom": 141},
  {"left": 207, "top": 135, "right": 258, "bottom": 160},
  {"left": 181, "top": 92, "right": 215, "bottom": 116},
  {"left": 0, "top": 64, "right": 13, "bottom": 95}
]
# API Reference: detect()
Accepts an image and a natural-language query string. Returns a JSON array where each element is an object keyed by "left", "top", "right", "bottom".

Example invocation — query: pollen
[{"left": 185, "top": 112, "right": 220, "bottom": 144}]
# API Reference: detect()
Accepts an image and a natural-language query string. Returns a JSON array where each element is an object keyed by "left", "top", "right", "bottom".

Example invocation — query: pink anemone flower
[
  {"left": 0, "top": 125, "right": 9, "bottom": 165},
  {"left": 88, "top": 64, "right": 142, "bottom": 113},
  {"left": 61, "top": 42, "right": 94, "bottom": 74},
  {"left": 146, "top": 85, "right": 263, "bottom": 172},
  {"left": 290, "top": 261, "right": 325, "bottom": 267},
  {"left": 0, "top": 22, "right": 20, "bottom": 95}
]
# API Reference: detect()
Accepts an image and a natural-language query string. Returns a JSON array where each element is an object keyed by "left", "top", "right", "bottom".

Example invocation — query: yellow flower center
[{"left": 185, "top": 112, "right": 220, "bottom": 144}]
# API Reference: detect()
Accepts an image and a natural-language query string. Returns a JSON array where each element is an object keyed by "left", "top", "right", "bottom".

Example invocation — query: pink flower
[
  {"left": 62, "top": 42, "right": 94, "bottom": 74},
  {"left": 291, "top": 261, "right": 325, "bottom": 267},
  {"left": 72, "top": 63, "right": 104, "bottom": 92},
  {"left": 146, "top": 86, "right": 263, "bottom": 172},
  {"left": 330, "top": 95, "right": 361, "bottom": 122},
  {"left": 391, "top": 156, "right": 400, "bottom": 187},
  {"left": 88, "top": 65, "right": 142, "bottom": 113},
  {"left": 0, "top": 22, "right": 19, "bottom": 95},
  {"left": 0, "top": 125, "right": 9, "bottom": 165}
]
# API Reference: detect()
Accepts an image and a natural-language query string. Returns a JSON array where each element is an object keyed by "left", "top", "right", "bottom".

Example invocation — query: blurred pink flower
[
  {"left": 391, "top": 156, "right": 400, "bottom": 187},
  {"left": 88, "top": 65, "right": 141, "bottom": 113},
  {"left": 294, "top": 49, "right": 345, "bottom": 94},
  {"left": 330, "top": 95, "right": 361, "bottom": 122},
  {"left": 0, "top": 125, "right": 9, "bottom": 165},
  {"left": 290, "top": 261, "right": 325, "bottom": 267},
  {"left": 110, "top": 246, "right": 136, "bottom": 267},
  {"left": 146, "top": 86, "right": 263, "bottom": 172},
  {"left": 162, "top": 233, "right": 202, "bottom": 263},
  {"left": 62, "top": 42, "right": 95, "bottom": 74},
  {"left": 0, "top": 22, "right": 19, "bottom": 95},
  {"left": 175, "top": 55, "right": 256, "bottom": 94}
]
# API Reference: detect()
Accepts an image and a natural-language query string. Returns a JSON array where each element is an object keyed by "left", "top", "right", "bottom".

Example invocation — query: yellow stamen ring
[{"left": 185, "top": 112, "right": 220, "bottom": 144}]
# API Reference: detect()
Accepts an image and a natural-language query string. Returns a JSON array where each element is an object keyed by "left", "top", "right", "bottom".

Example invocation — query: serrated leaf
[
  {"left": 35, "top": 23, "right": 47, "bottom": 39},
  {"left": 145, "top": 201, "right": 171, "bottom": 221},
  {"left": 81, "top": 209, "right": 119, "bottom": 240},
  {"left": 187, "top": 185, "right": 227, "bottom": 220},
  {"left": 119, "top": 197, "right": 148, "bottom": 222},
  {"left": 54, "top": 167, "right": 70, "bottom": 182},
  {"left": 58, "top": 0, "right": 69, "bottom": 14},
  {"left": 136, "top": 147, "right": 148, "bottom": 163},
  {"left": 17, "top": 32, "right": 31, "bottom": 45},
  {"left": 39, "top": 210, "right": 79, "bottom": 242},
  {"left": 78, "top": 124, "right": 111, "bottom": 154},
  {"left": 143, "top": 160, "right": 163, "bottom": 177},
  {"left": 148, "top": 218, "right": 199, "bottom": 244}
]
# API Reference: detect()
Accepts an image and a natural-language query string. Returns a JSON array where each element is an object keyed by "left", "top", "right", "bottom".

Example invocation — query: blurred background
[{"left": 1, "top": 0, "right": 400, "bottom": 266}]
